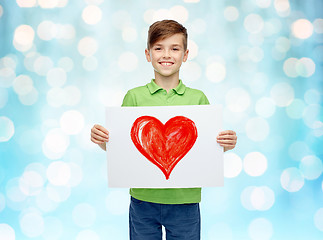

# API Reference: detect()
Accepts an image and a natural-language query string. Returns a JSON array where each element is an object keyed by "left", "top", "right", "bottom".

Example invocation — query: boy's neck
[{"left": 154, "top": 72, "right": 180, "bottom": 93}]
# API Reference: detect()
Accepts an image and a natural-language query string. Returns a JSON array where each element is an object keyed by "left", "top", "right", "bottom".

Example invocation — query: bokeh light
[
  {"left": 286, "top": 99, "right": 305, "bottom": 119},
  {"left": 255, "top": 97, "right": 276, "bottom": 118},
  {"left": 42, "top": 128, "right": 70, "bottom": 159},
  {"left": 248, "top": 218, "right": 273, "bottom": 240},
  {"left": 0, "top": 116, "right": 15, "bottom": 142},
  {"left": 72, "top": 203, "right": 97, "bottom": 227},
  {"left": 270, "top": 82, "right": 294, "bottom": 107},
  {"left": 12, "top": 75, "right": 33, "bottom": 95},
  {"left": 299, "top": 155, "right": 323, "bottom": 180},
  {"left": 19, "top": 210, "right": 44, "bottom": 238},
  {"left": 19, "top": 170, "right": 44, "bottom": 196},
  {"left": 241, "top": 186, "right": 275, "bottom": 211},
  {"left": 245, "top": 117, "right": 269, "bottom": 141},
  {"left": 118, "top": 52, "right": 138, "bottom": 72},
  {"left": 313, "top": 18, "right": 323, "bottom": 33},
  {"left": 78, "top": 37, "right": 98, "bottom": 57},
  {"left": 225, "top": 88, "right": 250, "bottom": 113},
  {"left": 224, "top": 6, "right": 239, "bottom": 22},
  {"left": 1, "top": 1, "right": 322, "bottom": 239},
  {"left": 0, "top": 67, "right": 16, "bottom": 88},
  {"left": 223, "top": 153, "right": 242, "bottom": 178},
  {"left": 46, "top": 161, "right": 71, "bottom": 186},
  {"left": 291, "top": 19, "right": 313, "bottom": 39},
  {"left": 46, "top": 184, "right": 71, "bottom": 203},
  {"left": 288, "top": 141, "right": 312, "bottom": 162},
  {"left": 46, "top": 68, "right": 67, "bottom": 87},
  {"left": 206, "top": 62, "right": 226, "bottom": 83},
  {"left": 244, "top": 14, "right": 264, "bottom": 34},
  {"left": 13, "top": 25, "right": 34, "bottom": 52},
  {"left": 280, "top": 167, "right": 304, "bottom": 192},
  {"left": 243, "top": 152, "right": 268, "bottom": 177},
  {"left": 82, "top": 5, "right": 102, "bottom": 25},
  {"left": 314, "top": 208, "right": 323, "bottom": 232},
  {"left": 0, "top": 224, "right": 15, "bottom": 240},
  {"left": 60, "top": 110, "right": 85, "bottom": 135}
]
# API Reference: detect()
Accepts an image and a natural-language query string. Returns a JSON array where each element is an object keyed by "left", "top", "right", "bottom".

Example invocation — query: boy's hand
[
  {"left": 91, "top": 124, "right": 109, "bottom": 151},
  {"left": 216, "top": 130, "right": 237, "bottom": 152}
]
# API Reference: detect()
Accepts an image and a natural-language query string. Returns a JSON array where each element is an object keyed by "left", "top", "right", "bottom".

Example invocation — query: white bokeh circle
[
  {"left": 224, "top": 153, "right": 242, "bottom": 178},
  {"left": 270, "top": 82, "right": 294, "bottom": 107},
  {"left": 248, "top": 218, "right": 273, "bottom": 240},
  {"left": 280, "top": 167, "right": 304, "bottom": 192},
  {"left": 46, "top": 161, "right": 71, "bottom": 186},
  {"left": 0, "top": 224, "right": 15, "bottom": 240},
  {"left": 42, "top": 128, "right": 70, "bottom": 159},
  {"left": 206, "top": 62, "right": 226, "bottom": 83},
  {"left": 299, "top": 155, "right": 323, "bottom": 180},
  {"left": 225, "top": 88, "right": 251, "bottom": 113},
  {"left": 60, "top": 110, "right": 85, "bottom": 135},
  {"left": 20, "top": 211, "right": 44, "bottom": 238},
  {"left": 245, "top": 117, "right": 270, "bottom": 141},
  {"left": 291, "top": 19, "right": 313, "bottom": 39},
  {"left": 255, "top": 97, "right": 276, "bottom": 118},
  {"left": 0, "top": 116, "right": 15, "bottom": 142},
  {"left": 314, "top": 208, "right": 323, "bottom": 232},
  {"left": 244, "top": 152, "right": 267, "bottom": 177},
  {"left": 78, "top": 37, "right": 98, "bottom": 57},
  {"left": 72, "top": 203, "right": 97, "bottom": 227},
  {"left": 118, "top": 52, "right": 138, "bottom": 72},
  {"left": 82, "top": 5, "right": 102, "bottom": 25}
]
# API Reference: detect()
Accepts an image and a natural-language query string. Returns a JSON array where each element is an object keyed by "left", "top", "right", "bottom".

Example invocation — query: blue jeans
[{"left": 129, "top": 196, "right": 200, "bottom": 240}]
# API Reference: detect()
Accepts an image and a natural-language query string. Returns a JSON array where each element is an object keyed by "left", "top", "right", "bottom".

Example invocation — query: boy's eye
[
  {"left": 154, "top": 47, "right": 161, "bottom": 50},
  {"left": 173, "top": 48, "right": 179, "bottom": 51}
]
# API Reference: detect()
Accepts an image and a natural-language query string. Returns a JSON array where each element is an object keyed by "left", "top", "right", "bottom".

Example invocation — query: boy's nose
[{"left": 163, "top": 50, "right": 171, "bottom": 58}]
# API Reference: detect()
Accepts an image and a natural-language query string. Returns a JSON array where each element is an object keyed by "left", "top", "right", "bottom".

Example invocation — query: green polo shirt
[{"left": 122, "top": 79, "right": 209, "bottom": 204}]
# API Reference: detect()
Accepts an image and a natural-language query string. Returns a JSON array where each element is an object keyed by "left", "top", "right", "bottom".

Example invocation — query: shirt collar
[{"left": 147, "top": 79, "right": 186, "bottom": 95}]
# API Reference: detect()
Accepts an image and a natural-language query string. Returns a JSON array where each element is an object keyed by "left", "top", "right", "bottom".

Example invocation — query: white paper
[{"left": 106, "top": 105, "right": 223, "bottom": 188}]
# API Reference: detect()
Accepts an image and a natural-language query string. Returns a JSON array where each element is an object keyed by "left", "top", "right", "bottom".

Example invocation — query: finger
[
  {"left": 217, "top": 135, "right": 237, "bottom": 140},
  {"left": 92, "top": 134, "right": 109, "bottom": 142},
  {"left": 91, "top": 134, "right": 109, "bottom": 142},
  {"left": 92, "top": 128, "right": 109, "bottom": 139},
  {"left": 217, "top": 140, "right": 236, "bottom": 145},
  {"left": 219, "top": 143, "right": 236, "bottom": 147},
  {"left": 219, "top": 130, "right": 236, "bottom": 135},
  {"left": 94, "top": 124, "right": 109, "bottom": 134},
  {"left": 91, "top": 137, "right": 105, "bottom": 144}
]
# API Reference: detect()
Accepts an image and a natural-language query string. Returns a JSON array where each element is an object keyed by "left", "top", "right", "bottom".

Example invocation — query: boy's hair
[{"left": 147, "top": 20, "right": 188, "bottom": 50}]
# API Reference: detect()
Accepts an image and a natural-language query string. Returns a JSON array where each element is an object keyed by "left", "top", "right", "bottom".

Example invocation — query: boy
[{"left": 91, "top": 20, "right": 237, "bottom": 240}]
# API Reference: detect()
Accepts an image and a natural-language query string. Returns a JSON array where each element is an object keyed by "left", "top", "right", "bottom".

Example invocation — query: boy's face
[{"left": 145, "top": 33, "right": 189, "bottom": 80}]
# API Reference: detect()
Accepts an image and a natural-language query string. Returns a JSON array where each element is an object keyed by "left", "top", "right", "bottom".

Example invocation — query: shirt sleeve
[
  {"left": 199, "top": 92, "right": 210, "bottom": 105},
  {"left": 121, "top": 90, "right": 136, "bottom": 107}
]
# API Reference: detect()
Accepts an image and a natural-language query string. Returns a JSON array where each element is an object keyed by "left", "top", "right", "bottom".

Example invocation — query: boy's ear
[
  {"left": 145, "top": 49, "right": 151, "bottom": 62},
  {"left": 183, "top": 49, "right": 189, "bottom": 62}
]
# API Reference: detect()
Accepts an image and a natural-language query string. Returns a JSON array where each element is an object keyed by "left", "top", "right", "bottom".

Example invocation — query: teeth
[{"left": 161, "top": 62, "right": 172, "bottom": 66}]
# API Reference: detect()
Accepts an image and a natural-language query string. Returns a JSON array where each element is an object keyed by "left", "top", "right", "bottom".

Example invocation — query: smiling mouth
[{"left": 159, "top": 62, "right": 174, "bottom": 66}]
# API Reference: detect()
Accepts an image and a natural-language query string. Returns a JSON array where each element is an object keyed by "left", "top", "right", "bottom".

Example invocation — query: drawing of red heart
[{"left": 130, "top": 116, "right": 198, "bottom": 180}]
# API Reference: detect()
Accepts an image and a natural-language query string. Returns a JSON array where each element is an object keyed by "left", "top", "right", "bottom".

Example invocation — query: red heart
[{"left": 130, "top": 116, "right": 198, "bottom": 180}]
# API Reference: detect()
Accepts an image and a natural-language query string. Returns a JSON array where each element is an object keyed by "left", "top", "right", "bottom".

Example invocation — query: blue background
[{"left": 0, "top": 0, "right": 322, "bottom": 239}]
